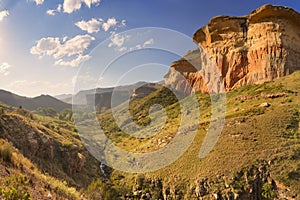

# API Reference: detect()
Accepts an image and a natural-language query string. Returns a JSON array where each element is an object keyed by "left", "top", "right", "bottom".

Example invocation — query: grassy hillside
[
  {"left": 92, "top": 71, "right": 300, "bottom": 199},
  {"left": 0, "top": 138, "right": 82, "bottom": 199},
  {"left": 0, "top": 102, "right": 103, "bottom": 199}
]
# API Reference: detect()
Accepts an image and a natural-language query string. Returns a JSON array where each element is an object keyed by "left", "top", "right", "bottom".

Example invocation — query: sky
[{"left": 0, "top": 0, "right": 299, "bottom": 97}]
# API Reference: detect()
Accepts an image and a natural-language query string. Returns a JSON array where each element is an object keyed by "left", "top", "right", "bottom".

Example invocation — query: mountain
[
  {"left": 165, "top": 4, "right": 300, "bottom": 94},
  {"left": 54, "top": 93, "right": 73, "bottom": 101},
  {"left": 0, "top": 89, "right": 71, "bottom": 112},
  {"left": 71, "top": 81, "right": 152, "bottom": 105}
]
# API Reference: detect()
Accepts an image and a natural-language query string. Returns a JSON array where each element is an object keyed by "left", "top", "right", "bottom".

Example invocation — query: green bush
[
  {"left": 0, "top": 175, "right": 31, "bottom": 200},
  {"left": 261, "top": 182, "right": 276, "bottom": 199}
]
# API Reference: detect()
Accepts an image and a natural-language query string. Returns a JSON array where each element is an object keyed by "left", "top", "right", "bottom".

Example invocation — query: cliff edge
[{"left": 165, "top": 4, "right": 300, "bottom": 93}]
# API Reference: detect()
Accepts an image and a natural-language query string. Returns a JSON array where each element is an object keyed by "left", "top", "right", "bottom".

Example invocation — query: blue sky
[{"left": 0, "top": 0, "right": 299, "bottom": 97}]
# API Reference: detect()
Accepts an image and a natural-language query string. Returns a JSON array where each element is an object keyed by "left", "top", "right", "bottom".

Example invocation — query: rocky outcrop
[
  {"left": 0, "top": 110, "right": 100, "bottom": 187},
  {"left": 165, "top": 5, "right": 300, "bottom": 93}
]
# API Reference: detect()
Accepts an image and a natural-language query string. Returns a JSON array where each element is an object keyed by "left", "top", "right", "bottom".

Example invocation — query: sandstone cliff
[{"left": 165, "top": 5, "right": 300, "bottom": 93}]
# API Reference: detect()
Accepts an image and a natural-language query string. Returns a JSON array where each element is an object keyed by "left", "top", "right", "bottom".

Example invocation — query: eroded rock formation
[{"left": 165, "top": 5, "right": 300, "bottom": 93}]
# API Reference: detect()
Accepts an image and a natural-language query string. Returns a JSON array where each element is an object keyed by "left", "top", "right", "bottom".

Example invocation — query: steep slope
[
  {"left": 0, "top": 89, "right": 71, "bottom": 112},
  {"left": 165, "top": 5, "right": 300, "bottom": 93},
  {"left": 0, "top": 139, "right": 82, "bottom": 199},
  {"left": 0, "top": 104, "right": 102, "bottom": 191}
]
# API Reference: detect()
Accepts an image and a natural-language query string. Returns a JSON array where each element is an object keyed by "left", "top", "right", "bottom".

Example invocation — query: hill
[
  {"left": 0, "top": 102, "right": 102, "bottom": 199},
  {"left": 90, "top": 69, "right": 300, "bottom": 199},
  {"left": 0, "top": 89, "right": 71, "bottom": 112}
]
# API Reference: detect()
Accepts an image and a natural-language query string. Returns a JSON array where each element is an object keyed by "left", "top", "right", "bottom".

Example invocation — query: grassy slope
[
  {"left": 98, "top": 71, "right": 300, "bottom": 198},
  {"left": 0, "top": 139, "right": 82, "bottom": 199},
  {"left": 0, "top": 103, "right": 102, "bottom": 199}
]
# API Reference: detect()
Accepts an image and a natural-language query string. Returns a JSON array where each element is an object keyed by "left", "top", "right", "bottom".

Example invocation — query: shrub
[
  {"left": 0, "top": 107, "right": 4, "bottom": 115},
  {"left": 86, "top": 179, "right": 118, "bottom": 200},
  {"left": 0, "top": 144, "right": 12, "bottom": 163},
  {"left": 261, "top": 182, "right": 276, "bottom": 199},
  {"left": 0, "top": 175, "right": 31, "bottom": 200}
]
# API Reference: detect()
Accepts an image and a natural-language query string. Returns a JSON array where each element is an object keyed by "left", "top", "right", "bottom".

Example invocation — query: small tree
[
  {"left": 0, "top": 144, "right": 12, "bottom": 163},
  {"left": 0, "top": 107, "right": 4, "bottom": 115},
  {"left": 261, "top": 182, "right": 276, "bottom": 199}
]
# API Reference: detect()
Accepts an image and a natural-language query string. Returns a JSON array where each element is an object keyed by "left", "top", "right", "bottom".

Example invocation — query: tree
[
  {"left": 58, "top": 109, "right": 73, "bottom": 121},
  {"left": 37, "top": 107, "right": 57, "bottom": 117}
]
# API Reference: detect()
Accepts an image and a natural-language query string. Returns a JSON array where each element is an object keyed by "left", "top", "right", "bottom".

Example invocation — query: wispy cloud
[
  {"left": 0, "top": 63, "right": 11, "bottom": 76},
  {"left": 75, "top": 17, "right": 126, "bottom": 33},
  {"left": 108, "top": 32, "right": 131, "bottom": 52},
  {"left": 30, "top": 34, "right": 95, "bottom": 67},
  {"left": 46, "top": 4, "right": 62, "bottom": 16},
  {"left": 8, "top": 79, "right": 74, "bottom": 97},
  {"left": 0, "top": 10, "right": 9, "bottom": 22},
  {"left": 63, "top": 0, "right": 100, "bottom": 14},
  {"left": 102, "top": 18, "right": 117, "bottom": 31},
  {"left": 108, "top": 33, "right": 155, "bottom": 52},
  {"left": 143, "top": 38, "right": 154, "bottom": 47},
  {"left": 33, "top": 0, "right": 44, "bottom": 5},
  {"left": 55, "top": 54, "right": 91, "bottom": 67}
]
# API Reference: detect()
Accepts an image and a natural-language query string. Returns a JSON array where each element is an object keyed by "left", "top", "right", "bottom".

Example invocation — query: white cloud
[
  {"left": 108, "top": 32, "right": 131, "bottom": 52},
  {"left": 0, "top": 63, "right": 11, "bottom": 76},
  {"left": 143, "top": 38, "right": 154, "bottom": 47},
  {"left": 75, "top": 18, "right": 103, "bottom": 33},
  {"left": 0, "top": 10, "right": 9, "bottom": 22},
  {"left": 75, "top": 17, "right": 125, "bottom": 33},
  {"left": 57, "top": 4, "right": 62, "bottom": 12},
  {"left": 102, "top": 18, "right": 117, "bottom": 32},
  {"left": 54, "top": 35, "right": 95, "bottom": 58},
  {"left": 108, "top": 34, "right": 154, "bottom": 52},
  {"left": 33, "top": 0, "right": 44, "bottom": 5},
  {"left": 121, "top": 20, "right": 126, "bottom": 27},
  {"left": 31, "top": 34, "right": 95, "bottom": 67},
  {"left": 55, "top": 54, "right": 91, "bottom": 67},
  {"left": 47, "top": 4, "right": 63, "bottom": 16},
  {"left": 46, "top": 9, "right": 56, "bottom": 16},
  {"left": 63, "top": 0, "right": 100, "bottom": 13},
  {"left": 30, "top": 37, "right": 61, "bottom": 57},
  {"left": 82, "top": 0, "right": 100, "bottom": 8}
]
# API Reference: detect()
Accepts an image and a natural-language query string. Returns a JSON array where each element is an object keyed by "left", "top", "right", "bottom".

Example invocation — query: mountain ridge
[{"left": 0, "top": 89, "right": 71, "bottom": 112}]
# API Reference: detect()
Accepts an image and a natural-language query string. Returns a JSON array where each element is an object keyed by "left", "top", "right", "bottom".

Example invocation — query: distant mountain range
[
  {"left": 55, "top": 82, "right": 161, "bottom": 111},
  {"left": 0, "top": 81, "right": 161, "bottom": 113},
  {"left": 0, "top": 89, "right": 71, "bottom": 112},
  {"left": 56, "top": 81, "right": 153, "bottom": 105}
]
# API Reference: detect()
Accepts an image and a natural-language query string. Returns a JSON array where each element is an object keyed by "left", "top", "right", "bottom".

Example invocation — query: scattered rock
[
  {"left": 47, "top": 193, "right": 52, "bottom": 199},
  {"left": 259, "top": 102, "right": 270, "bottom": 107}
]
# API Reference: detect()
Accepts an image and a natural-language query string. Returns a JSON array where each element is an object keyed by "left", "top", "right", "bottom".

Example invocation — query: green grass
[{"left": 92, "top": 71, "right": 300, "bottom": 198}]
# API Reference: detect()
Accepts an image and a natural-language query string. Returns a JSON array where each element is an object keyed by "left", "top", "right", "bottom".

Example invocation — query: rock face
[
  {"left": 0, "top": 110, "right": 100, "bottom": 187},
  {"left": 165, "top": 5, "right": 300, "bottom": 93}
]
